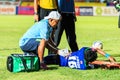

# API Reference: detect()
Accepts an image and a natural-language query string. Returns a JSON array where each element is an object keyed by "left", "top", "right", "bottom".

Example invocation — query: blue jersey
[
  {"left": 19, "top": 19, "right": 53, "bottom": 46},
  {"left": 60, "top": 47, "right": 87, "bottom": 70},
  {"left": 58, "top": 0, "right": 75, "bottom": 13}
]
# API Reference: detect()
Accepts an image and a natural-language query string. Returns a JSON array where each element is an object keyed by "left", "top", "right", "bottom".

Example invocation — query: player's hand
[
  {"left": 108, "top": 56, "right": 116, "bottom": 62},
  {"left": 34, "top": 14, "right": 39, "bottom": 22},
  {"left": 74, "top": 15, "right": 77, "bottom": 22},
  {"left": 58, "top": 49, "right": 70, "bottom": 57}
]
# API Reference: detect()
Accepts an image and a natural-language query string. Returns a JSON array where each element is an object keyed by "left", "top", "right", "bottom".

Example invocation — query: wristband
[
  {"left": 34, "top": 12, "right": 38, "bottom": 15},
  {"left": 105, "top": 53, "right": 110, "bottom": 58}
]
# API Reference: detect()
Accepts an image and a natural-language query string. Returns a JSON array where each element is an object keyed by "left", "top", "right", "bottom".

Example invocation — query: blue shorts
[{"left": 20, "top": 38, "right": 41, "bottom": 54}]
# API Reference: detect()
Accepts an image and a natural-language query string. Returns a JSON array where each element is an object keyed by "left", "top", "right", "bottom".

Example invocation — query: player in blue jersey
[
  {"left": 59, "top": 47, "right": 116, "bottom": 70},
  {"left": 19, "top": 11, "right": 63, "bottom": 70},
  {"left": 43, "top": 40, "right": 116, "bottom": 70}
]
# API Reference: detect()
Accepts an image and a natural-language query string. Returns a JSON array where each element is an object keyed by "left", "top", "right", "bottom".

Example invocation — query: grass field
[{"left": 0, "top": 15, "right": 120, "bottom": 80}]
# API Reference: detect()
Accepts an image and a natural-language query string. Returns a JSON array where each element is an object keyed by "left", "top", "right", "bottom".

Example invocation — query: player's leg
[
  {"left": 64, "top": 14, "right": 78, "bottom": 52},
  {"left": 20, "top": 38, "right": 40, "bottom": 54},
  {"left": 54, "top": 21, "right": 64, "bottom": 46}
]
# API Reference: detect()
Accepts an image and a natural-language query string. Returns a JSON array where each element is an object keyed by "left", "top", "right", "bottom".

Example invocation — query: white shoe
[{"left": 58, "top": 48, "right": 69, "bottom": 57}]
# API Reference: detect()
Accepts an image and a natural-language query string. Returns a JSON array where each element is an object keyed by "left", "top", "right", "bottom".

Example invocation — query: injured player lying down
[{"left": 44, "top": 45, "right": 116, "bottom": 70}]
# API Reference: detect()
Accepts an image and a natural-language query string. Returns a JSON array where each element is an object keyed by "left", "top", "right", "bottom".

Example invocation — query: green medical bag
[{"left": 7, "top": 54, "right": 40, "bottom": 72}]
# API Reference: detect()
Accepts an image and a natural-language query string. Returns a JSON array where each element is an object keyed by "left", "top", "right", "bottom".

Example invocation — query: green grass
[{"left": 1, "top": 15, "right": 120, "bottom": 80}]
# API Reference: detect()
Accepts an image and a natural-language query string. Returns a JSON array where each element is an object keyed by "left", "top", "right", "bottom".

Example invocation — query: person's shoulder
[
  {"left": 38, "top": 19, "right": 48, "bottom": 24},
  {"left": 37, "top": 19, "right": 49, "bottom": 28}
]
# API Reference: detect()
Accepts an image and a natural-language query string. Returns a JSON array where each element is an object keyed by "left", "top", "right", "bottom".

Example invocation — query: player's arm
[
  {"left": 46, "top": 40, "right": 59, "bottom": 54},
  {"left": 38, "top": 39, "right": 46, "bottom": 63},
  {"left": 49, "top": 29, "right": 57, "bottom": 46},
  {"left": 38, "top": 39, "right": 49, "bottom": 69},
  {"left": 45, "top": 28, "right": 59, "bottom": 54},
  {"left": 95, "top": 48, "right": 116, "bottom": 62},
  {"left": 89, "top": 60, "right": 111, "bottom": 65},
  {"left": 34, "top": 0, "right": 39, "bottom": 22}
]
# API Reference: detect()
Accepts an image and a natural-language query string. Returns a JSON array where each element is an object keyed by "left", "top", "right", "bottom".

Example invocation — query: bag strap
[
  {"left": 19, "top": 56, "right": 36, "bottom": 71},
  {"left": 30, "top": 57, "right": 34, "bottom": 70},
  {"left": 24, "top": 53, "right": 37, "bottom": 70},
  {"left": 19, "top": 56, "right": 29, "bottom": 71}
]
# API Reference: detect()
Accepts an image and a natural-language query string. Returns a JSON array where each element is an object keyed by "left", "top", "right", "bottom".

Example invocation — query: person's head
[
  {"left": 92, "top": 41, "right": 103, "bottom": 49},
  {"left": 44, "top": 11, "right": 61, "bottom": 28},
  {"left": 84, "top": 48, "right": 97, "bottom": 64}
]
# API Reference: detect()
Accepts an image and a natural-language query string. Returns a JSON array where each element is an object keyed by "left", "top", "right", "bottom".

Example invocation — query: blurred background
[{"left": 0, "top": 0, "right": 118, "bottom": 16}]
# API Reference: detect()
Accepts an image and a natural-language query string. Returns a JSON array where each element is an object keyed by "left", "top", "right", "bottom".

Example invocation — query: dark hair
[{"left": 84, "top": 48, "right": 97, "bottom": 63}]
